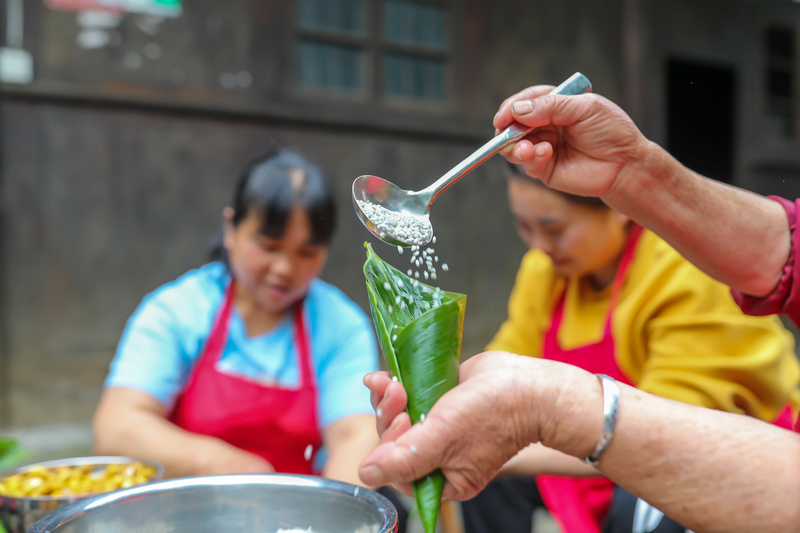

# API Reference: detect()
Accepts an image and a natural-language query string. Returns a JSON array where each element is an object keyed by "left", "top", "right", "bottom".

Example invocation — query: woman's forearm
[
  {"left": 543, "top": 379, "right": 800, "bottom": 533},
  {"left": 322, "top": 414, "right": 379, "bottom": 487},
  {"left": 604, "top": 142, "right": 790, "bottom": 296},
  {"left": 93, "top": 387, "right": 272, "bottom": 478},
  {"left": 499, "top": 443, "right": 598, "bottom": 478},
  {"left": 94, "top": 400, "right": 217, "bottom": 478}
]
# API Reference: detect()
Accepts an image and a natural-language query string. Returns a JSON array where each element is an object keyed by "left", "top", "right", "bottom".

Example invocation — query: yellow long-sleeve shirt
[{"left": 489, "top": 228, "right": 800, "bottom": 421}]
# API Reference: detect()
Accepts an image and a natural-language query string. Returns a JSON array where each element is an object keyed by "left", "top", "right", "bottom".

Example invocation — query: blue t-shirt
[{"left": 105, "top": 262, "right": 379, "bottom": 430}]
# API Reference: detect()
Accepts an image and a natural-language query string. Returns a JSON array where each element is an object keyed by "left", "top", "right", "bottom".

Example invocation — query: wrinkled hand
[
  {"left": 359, "top": 352, "right": 566, "bottom": 501},
  {"left": 493, "top": 86, "right": 651, "bottom": 199}
]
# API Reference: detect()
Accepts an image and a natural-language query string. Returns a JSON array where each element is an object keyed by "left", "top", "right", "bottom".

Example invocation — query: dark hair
[
  {"left": 505, "top": 160, "right": 608, "bottom": 209},
  {"left": 210, "top": 149, "right": 337, "bottom": 262}
]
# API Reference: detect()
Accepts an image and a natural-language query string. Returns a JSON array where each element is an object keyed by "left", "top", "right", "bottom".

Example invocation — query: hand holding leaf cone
[{"left": 363, "top": 243, "right": 466, "bottom": 533}]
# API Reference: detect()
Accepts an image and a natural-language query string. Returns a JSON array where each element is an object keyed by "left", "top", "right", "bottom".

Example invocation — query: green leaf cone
[{"left": 363, "top": 242, "right": 466, "bottom": 533}]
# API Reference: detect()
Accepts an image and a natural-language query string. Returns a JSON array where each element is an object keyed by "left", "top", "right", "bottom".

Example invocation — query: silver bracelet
[{"left": 584, "top": 374, "right": 620, "bottom": 466}]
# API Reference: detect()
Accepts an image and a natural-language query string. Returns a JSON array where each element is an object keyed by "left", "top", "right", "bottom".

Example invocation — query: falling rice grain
[{"left": 304, "top": 444, "right": 313, "bottom": 461}]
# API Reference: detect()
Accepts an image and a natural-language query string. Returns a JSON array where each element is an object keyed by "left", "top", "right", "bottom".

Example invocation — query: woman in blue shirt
[{"left": 92, "top": 149, "right": 380, "bottom": 487}]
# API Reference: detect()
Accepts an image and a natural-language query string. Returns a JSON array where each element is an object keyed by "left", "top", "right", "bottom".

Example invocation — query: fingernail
[
  {"left": 512, "top": 100, "right": 533, "bottom": 115},
  {"left": 359, "top": 464, "right": 384, "bottom": 484}
]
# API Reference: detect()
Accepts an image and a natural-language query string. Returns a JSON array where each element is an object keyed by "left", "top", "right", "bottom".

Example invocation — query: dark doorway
[{"left": 667, "top": 59, "right": 737, "bottom": 184}]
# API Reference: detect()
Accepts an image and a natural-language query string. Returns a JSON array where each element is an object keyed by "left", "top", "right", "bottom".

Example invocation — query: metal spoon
[{"left": 352, "top": 72, "right": 592, "bottom": 247}]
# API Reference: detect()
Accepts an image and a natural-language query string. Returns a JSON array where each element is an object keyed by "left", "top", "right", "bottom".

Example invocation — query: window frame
[
  {"left": 292, "top": 0, "right": 453, "bottom": 109},
  {"left": 763, "top": 23, "right": 796, "bottom": 138}
]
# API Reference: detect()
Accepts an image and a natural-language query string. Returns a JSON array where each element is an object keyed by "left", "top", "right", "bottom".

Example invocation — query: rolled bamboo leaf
[{"left": 363, "top": 243, "right": 466, "bottom": 533}]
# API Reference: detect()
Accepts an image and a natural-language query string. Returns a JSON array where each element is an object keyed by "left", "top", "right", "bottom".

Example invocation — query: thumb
[
  {"left": 359, "top": 418, "right": 445, "bottom": 487},
  {"left": 510, "top": 93, "right": 598, "bottom": 130}
]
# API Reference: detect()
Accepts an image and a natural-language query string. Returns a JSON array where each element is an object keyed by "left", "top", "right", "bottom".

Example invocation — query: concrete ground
[{"left": 1, "top": 423, "right": 560, "bottom": 533}]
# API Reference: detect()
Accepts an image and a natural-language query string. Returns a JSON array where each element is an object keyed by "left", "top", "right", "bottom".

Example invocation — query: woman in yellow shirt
[{"left": 460, "top": 163, "right": 800, "bottom": 533}]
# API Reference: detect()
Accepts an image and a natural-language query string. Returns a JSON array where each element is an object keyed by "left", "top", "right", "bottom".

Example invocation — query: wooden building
[{"left": 1, "top": 0, "right": 799, "bottom": 426}]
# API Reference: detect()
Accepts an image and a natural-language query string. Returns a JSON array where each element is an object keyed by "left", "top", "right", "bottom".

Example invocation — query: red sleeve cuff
[{"left": 731, "top": 196, "right": 799, "bottom": 325}]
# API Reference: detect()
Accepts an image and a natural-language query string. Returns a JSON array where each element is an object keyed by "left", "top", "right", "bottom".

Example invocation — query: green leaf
[
  {"left": 363, "top": 243, "right": 466, "bottom": 533},
  {"left": 0, "top": 437, "right": 27, "bottom": 473}
]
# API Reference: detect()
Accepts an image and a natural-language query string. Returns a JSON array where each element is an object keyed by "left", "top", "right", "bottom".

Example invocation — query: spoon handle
[{"left": 417, "top": 72, "right": 592, "bottom": 209}]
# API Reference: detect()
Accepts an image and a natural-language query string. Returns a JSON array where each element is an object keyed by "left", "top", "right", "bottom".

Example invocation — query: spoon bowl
[
  {"left": 353, "top": 72, "right": 592, "bottom": 247},
  {"left": 352, "top": 175, "right": 431, "bottom": 247}
]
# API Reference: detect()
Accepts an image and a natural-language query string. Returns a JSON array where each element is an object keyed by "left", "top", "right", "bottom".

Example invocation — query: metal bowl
[
  {"left": 28, "top": 474, "right": 397, "bottom": 533},
  {"left": 0, "top": 456, "right": 163, "bottom": 533}
]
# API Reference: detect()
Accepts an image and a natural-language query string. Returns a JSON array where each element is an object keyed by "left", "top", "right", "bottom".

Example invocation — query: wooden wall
[{"left": 37, "top": 0, "right": 800, "bottom": 427}]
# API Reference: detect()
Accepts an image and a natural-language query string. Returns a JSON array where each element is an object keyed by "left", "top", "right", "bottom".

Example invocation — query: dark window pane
[
  {"left": 763, "top": 26, "right": 795, "bottom": 137},
  {"left": 298, "top": 0, "right": 365, "bottom": 36},
  {"left": 767, "top": 69, "right": 793, "bottom": 98},
  {"left": 384, "top": 0, "right": 446, "bottom": 49},
  {"left": 384, "top": 53, "right": 444, "bottom": 100},
  {"left": 298, "top": 40, "right": 363, "bottom": 92},
  {"left": 767, "top": 113, "right": 793, "bottom": 137},
  {"left": 766, "top": 27, "right": 794, "bottom": 59}
]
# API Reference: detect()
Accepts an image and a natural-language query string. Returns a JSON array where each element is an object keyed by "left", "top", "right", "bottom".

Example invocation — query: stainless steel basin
[{"left": 28, "top": 474, "right": 397, "bottom": 533}]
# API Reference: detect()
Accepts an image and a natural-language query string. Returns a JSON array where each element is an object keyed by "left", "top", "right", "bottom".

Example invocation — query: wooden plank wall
[{"left": 0, "top": 0, "right": 628, "bottom": 425}]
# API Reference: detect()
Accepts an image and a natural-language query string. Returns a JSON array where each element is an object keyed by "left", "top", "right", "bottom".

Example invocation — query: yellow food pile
[{"left": 0, "top": 462, "right": 157, "bottom": 498}]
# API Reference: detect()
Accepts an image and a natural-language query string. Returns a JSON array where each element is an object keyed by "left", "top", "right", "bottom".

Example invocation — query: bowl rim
[
  {"left": 0, "top": 456, "right": 164, "bottom": 503},
  {"left": 28, "top": 473, "right": 398, "bottom": 533}
]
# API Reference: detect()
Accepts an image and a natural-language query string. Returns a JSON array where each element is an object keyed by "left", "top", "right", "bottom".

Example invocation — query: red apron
[
  {"left": 537, "top": 225, "right": 642, "bottom": 533},
  {"left": 169, "top": 281, "right": 323, "bottom": 474},
  {"left": 537, "top": 225, "right": 796, "bottom": 532}
]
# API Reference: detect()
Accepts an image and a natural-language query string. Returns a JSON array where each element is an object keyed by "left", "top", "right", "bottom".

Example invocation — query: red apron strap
[
  {"left": 774, "top": 405, "right": 796, "bottom": 430},
  {"left": 607, "top": 223, "right": 643, "bottom": 314},
  {"left": 178, "top": 280, "right": 236, "bottom": 393},
  {"left": 293, "top": 299, "right": 316, "bottom": 389}
]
